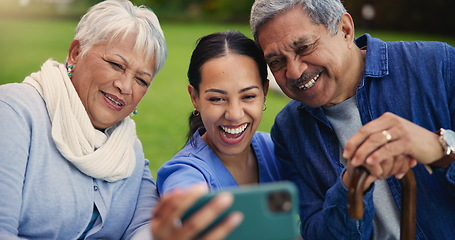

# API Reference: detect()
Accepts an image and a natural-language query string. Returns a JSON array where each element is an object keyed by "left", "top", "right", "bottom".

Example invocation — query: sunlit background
[{"left": 1, "top": 0, "right": 454, "bottom": 176}]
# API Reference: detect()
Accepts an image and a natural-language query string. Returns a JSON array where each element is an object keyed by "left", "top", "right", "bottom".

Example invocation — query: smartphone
[{"left": 181, "top": 181, "right": 300, "bottom": 240}]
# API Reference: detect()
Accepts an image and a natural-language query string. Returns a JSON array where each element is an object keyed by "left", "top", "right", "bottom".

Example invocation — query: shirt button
[{"left": 94, "top": 186, "right": 98, "bottom": 191}]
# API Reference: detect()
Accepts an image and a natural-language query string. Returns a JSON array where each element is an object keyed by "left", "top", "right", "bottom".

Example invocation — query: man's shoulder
[
  {"left": 272, "top": 100, "right": 315, "bottom": 138},
  {"left": 275, "top": 100, "right": 307, "bottom": 121},
  {"left": 386, "top": 39, "right": 450, "bottom": 52},
  {"left": 360, "top": 33, "right": 452, "bottom": 54}
]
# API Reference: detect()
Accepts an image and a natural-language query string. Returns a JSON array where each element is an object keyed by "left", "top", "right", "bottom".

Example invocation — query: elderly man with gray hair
[{"left": 250, "top": 0, "right": 455, "bottom": 239}]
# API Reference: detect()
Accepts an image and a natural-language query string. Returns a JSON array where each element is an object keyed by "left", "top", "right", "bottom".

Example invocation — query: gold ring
[{"left": 382, "top": 130, "right": 392, "bottom": 142}]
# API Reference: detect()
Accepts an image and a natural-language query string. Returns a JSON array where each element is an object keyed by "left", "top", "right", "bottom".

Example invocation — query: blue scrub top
[{"left": 156, "top": 130, "right": 283, "bottom": 195}]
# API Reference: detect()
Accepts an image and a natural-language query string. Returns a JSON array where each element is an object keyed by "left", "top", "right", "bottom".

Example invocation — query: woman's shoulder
[
  {"left": 165, "top": 141, "right": 214, "bottom": 169},
  {"left": 0, "top": 82, "right": 44, "bottom": 111},
  {"left": 251, "top": 131, "right": 275, "bottom": 162},
  {"left": 0, "top": 83, "right": 47, "bottom": 124},
  {"left": 252, "top": 131, "right": 273, "bottom": 146},
  {"left": 156, "top": 145, "right": 215, "bottom": 195}
]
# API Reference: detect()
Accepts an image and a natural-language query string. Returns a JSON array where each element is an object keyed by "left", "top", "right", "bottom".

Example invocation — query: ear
[
  {"left": 67, "top": 39, "right": 81, "bottom": 65},
  {"left": 188, "top": 84, "right": 199, "bottom": 109},
  {"left": 338, "top": 13, "right": 355, "bottom": 49}
]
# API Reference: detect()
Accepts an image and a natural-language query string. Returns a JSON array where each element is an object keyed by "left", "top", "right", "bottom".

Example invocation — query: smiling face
[
  {"left": 189, "top": 54, "right": 268, "bottom": 158},
  {"left": 67, "top": 34, "right": 155, "bottom": 130},
  {"left": 258, "top": 6, "right": 360, "bottom": 108}
]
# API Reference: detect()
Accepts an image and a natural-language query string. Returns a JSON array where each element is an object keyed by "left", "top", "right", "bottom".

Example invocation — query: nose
[
  {"left": 113, "top": 74, "right": 134, "bottom": 95},
  {"left": 224, "top": 101, "right": 244, "bottom": 122},
  {"left": 285, "top": 58, "right": 308, "bottom": 80}
]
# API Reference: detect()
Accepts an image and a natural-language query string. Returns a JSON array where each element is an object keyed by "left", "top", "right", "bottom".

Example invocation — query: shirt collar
[
  {"left": 355, "top": 33, "right": 389, "bottom": 78},
  {"left": 296, "top": 33, "right": 390, "bottom": 126}
]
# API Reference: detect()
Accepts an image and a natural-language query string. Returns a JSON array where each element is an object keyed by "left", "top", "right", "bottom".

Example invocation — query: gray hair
[
  {"left": 250, "top": 0, "right": 347, "bottom": 46},
  {"left": 72, "top": 0, "right": 167, "bottom": 76}
]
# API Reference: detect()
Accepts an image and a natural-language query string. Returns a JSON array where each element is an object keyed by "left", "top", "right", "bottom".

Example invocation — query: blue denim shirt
[{"left": 271, "top": 34, "right": 455, "bottom": 240}]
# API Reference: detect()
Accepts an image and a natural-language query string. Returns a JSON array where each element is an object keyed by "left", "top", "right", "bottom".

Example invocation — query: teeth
[
  {"left": 221, "top": 124, "right": 248, "bottom": 134},
  {"left": 103, "top": 93, "right": 122, "bottom": 106},
  {"left": 299, "top": 74, "right": 319, "bottom": 90}
]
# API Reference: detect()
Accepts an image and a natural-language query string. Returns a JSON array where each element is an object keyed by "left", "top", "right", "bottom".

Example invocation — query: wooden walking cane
[{"left": 347, "top": 167, "right": 416, "bottom": 240}]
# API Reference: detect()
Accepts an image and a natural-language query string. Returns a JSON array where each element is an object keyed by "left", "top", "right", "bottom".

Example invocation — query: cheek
[
  {"left": 201, "top": 109, "right": 218, "bottom": 123},
  {"left": 132, "top": 87, "right": 148, "bottom": 103},
  {"left": 73, "top": 80, "right": 94, "bottom": 107},
  {"left": 200, "top": 106, "right": 223, "bottom": 128},
  {"left": 248, "top": 102, "right": 264, "bottom": 123},
  {"left": 320, "top": 49, "right": 344, "bottom": 73}
]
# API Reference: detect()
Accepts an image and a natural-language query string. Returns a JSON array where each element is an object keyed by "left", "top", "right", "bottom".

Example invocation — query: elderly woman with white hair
[{"left": 0, "top": 1, "right": 241, "bottom": 239}]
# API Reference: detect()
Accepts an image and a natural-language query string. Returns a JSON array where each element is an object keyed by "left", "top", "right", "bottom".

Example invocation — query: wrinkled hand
[
  {"left": 343, "top": 153, "right": 415, "bottom": 190},
  {"left": 151, "top": 184, "right": 243, "bottom": 240},
  {"left": 342, "top": 112, "right": 442, "bottom": 187}
]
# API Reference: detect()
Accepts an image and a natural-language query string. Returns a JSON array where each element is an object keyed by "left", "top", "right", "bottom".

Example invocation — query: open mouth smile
[
  {"left": 220, "top": 123, "right": 248, "bottom": 139},
  {"left": 102, "top": 91, "right": 124, "bottom": 107},
  {"left": 298, "top": 73, "right": 320, "bottom": 90}
]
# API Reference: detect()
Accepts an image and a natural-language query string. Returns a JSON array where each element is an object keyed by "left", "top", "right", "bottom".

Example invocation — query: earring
[
  {"left": 263, "top": 103, "right": 267, "bottom": 111},
  {"left": 130, "top": 107, "right": 138, "bottom": 117},
  {"left": 192, "top": 109, "right": 200, "bottom": 116},
  {"left": 67, "top": 64, "right": 73, "bottom": 78}
]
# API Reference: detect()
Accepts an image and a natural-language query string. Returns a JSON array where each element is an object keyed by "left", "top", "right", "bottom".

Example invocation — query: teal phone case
[{"left": 181, "top": 181, "right": 300, "bottom": 240}]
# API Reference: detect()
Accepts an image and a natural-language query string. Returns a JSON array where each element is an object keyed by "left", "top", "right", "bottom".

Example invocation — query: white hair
[
  {"left": 250, "top": 0, "right": 347, "bottom": 46},
  {"left": 72, "top": 0, "right": 167, "bottom": 76}
]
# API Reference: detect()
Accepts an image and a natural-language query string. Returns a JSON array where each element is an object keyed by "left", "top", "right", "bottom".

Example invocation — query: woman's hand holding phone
[{"left": 151, "top": 184, "right": 243, "bottom": 240}]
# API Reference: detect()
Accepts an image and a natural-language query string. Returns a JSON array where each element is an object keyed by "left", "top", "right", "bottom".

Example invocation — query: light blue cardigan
[{"left": 0, "top": 83, "right": 158, "bottom": 239}]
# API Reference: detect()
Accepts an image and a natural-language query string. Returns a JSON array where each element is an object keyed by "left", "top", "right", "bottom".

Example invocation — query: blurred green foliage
[
  {"left": 131, "top": 0, "right": 255, "bottom": 22},
  {"left": 2, "top": 0, "right": 454, "bottom": 36}
]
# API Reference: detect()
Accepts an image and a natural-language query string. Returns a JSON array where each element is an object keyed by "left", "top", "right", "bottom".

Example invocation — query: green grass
[{"left": 1, "top": 18, "right": 454, "bottom": 177}]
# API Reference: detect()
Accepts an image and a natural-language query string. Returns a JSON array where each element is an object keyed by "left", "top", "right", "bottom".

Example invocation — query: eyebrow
[
  {"left": 138, "top": 71, "right": 153, "bottom": 79},
  {"left": 205, "top": 86, "right": 260, "bottom": 94},
  {"left": 240, "top": 86, "right": 259, "bottom": 93},
  {"left": 116, "top": 54, "right": 153, "bottom": 78},
  {"left": 264, "top": 36, "right": 312, "bottom": 60}
]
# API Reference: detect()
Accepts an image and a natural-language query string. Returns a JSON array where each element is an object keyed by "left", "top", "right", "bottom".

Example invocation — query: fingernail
[
  {"left": 351, "top": 157, "right": 358, "bottom": 165},
  {"left": 424, "top": 164, "right": 433, "bottom": 174},
  {"left": 229, "top": 212, "right": 244, "bottom": 227},
  {"left": 216, "top": 192, "right": 234, "bottom": 208},
  {"left": 342, "top": 151, "right": 348, "bottom": 159},
  {"left": 366, "top": 157, "right": 374, "bottom": 164},
  {"left": 189, "top": 183, "right": 209, "bottom": 194}
]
